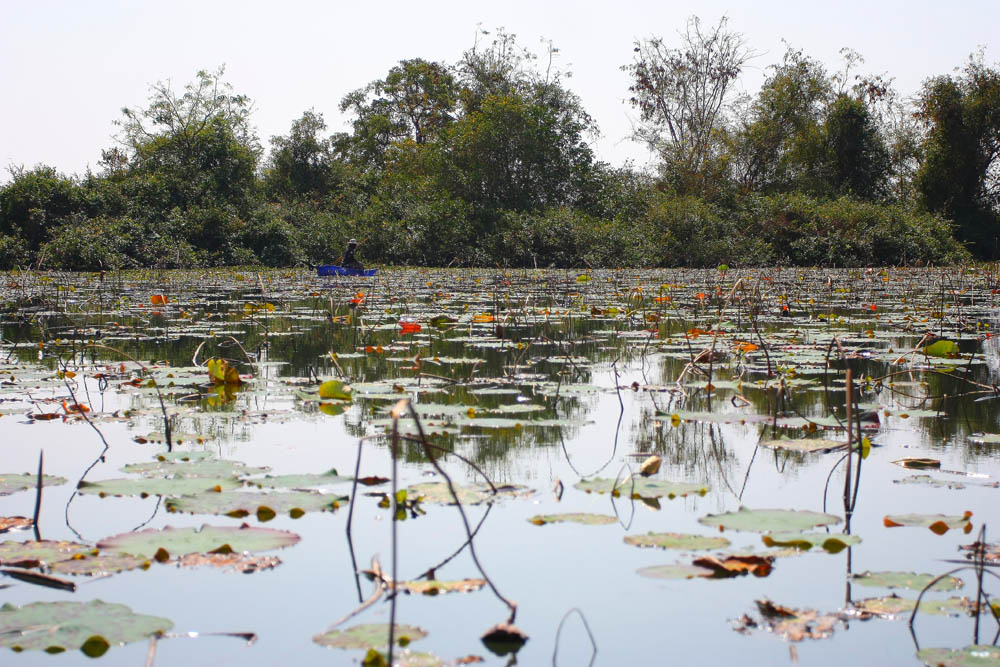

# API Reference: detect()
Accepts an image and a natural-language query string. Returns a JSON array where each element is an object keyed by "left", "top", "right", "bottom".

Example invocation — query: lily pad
[
  {"left": 313, "top": 623, "right": 427, "bottom": 649},
  {"left": 625, "top": 532, "right": 730, "bottom": 551},
  {"left": 121, "top": 459, "right": 270, "bottom": 478},
  {"left": 77, "top": 476, "right": 242, "bottom": 497},
  {"left": 698, "top": 507, "right": 841, "bottom": 533},
  {"left": 851, "top": 571, "right": 964, "bottom": 592},
  {"left": 760, "top": 438, "right": 847, "bottom": 453},
  {"left": 0, "top": 540, "right": 91, "bottom": 568},
  {"left": 967, "top": 433, "right": 1000, "bottom": 445},
  {"left": 49, "top": 553, "right": 151, "bottom": 576},
  {"left": 916, "top": 645, "right": 1000, "bottom": 666},
  {"left": 0, "top": 600, "right": 172, "bottom": 654},
  {"left": 245, "top": 469, "right": 353, "bottom": 489},
  {"left": 0, "top": 473, "right": 67, "bottom": 495},
  {"left": 528, "top": 513, "right": 616, "bottom": 526},
  {"left": 98, "top": 524, "right": 300, "bottom": 558},
  {"left": 761, "top": 532, "right": 861, "bottom": 553},
  {"left": 575, "top": 477, "right": 709, "bottom": 499},
  {"left": 400, "top": 579, "right": 486, "bottom": 595},
  {"left": 405, "top": 483, "right": 530, "bottom": 505},
  {"left": 165, "top": 490, "right": 347, "bottom": 518},
  {"left": 636, "top": 563, "right": 716, "bottom": 579},
  {"left": 854, "top": 595, "right": 976, "bottom": 618},
  {"left": 883, "top": 511, "right": 973, "bottom": 535}
]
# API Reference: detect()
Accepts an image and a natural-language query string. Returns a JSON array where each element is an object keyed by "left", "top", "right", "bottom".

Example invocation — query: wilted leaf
[
  {"left": 399, "top": 579, "right": 485, "bottom": 595},
  {"left": 883, "top": 511, "right": 973, "bottom": 534},
  {"left": 892, "top": 458, "right": 941, "bottom": 469},
  {"left": 575, "top": 477, "right": 709, "bottom": 499}
]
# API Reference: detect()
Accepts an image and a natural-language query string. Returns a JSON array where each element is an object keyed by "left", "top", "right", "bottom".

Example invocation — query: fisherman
[{"left": 341, "top": 238, "right": 362, "bottom": 270}]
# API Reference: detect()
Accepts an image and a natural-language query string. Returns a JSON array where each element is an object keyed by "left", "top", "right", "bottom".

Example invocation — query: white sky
[{"left": 1, "top": 0, "right": 997, "bottom": 182}]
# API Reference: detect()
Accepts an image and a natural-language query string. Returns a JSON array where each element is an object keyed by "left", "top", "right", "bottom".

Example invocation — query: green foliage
[
  {"left": 0, "top": 165, "right": 87, "bottom": 252},
  {"left": 0, "top": 234, "right": 30, "bottom": 269}
]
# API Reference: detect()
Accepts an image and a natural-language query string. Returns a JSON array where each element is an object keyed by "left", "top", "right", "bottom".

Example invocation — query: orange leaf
[{"left": 150, "top": 294, "right": 168, "bottom": 305}]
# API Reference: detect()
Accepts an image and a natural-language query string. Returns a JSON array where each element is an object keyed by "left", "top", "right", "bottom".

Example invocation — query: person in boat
[{"left": 340, "top": 238, "right": 363, "bottom": 270}]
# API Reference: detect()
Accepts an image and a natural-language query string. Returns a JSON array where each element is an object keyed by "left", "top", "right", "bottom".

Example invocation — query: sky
[{"left": 1, "top": 0, "right": 997, "bottom": 182}]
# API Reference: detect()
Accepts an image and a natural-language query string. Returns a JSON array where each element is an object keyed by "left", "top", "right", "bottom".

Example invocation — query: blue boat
[{"left": 317, "top": 265, "right": 378, "bottom": 277}]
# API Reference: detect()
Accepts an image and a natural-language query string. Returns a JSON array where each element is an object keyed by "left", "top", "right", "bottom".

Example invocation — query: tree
[
  {"left": 264, "top": 110, "right": 357, "bottom": 203},
  {"left": 0, "top": 165, "right": 85, "bottom": 253},
  {"left": 822, "top": 95, "right": 889, "bottom": 199},
  {"left": 337, "top": 59, "right": 458, "bottom": 169},
  {"left": 624, "top": 16, "right": 752, "bottom": 194},
  {"left": 914, "top": 53, "right": 1000, "bottom": 255}
]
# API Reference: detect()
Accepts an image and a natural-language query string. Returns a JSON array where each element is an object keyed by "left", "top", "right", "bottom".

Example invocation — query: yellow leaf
[{"left": 318, "top": 380, "right": 352, "bottom": 401}]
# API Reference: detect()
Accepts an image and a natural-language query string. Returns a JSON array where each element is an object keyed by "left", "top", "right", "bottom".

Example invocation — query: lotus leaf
[
  {"left": 313, "top": 623, "right": 427, "bottom": 649},
  {"left": 245, "top": 469, "right": 353, "bottom": 489},
  {"left": 698, "top": 507, "right": 841, "bottom": 533},
  {"left": 761, "top": 532, "right": 861, "bottom": 553},
  {"left": 77, "top": 476, "right": 242, "bottom": 497},
  {"left": 574, "top": 478, "right": 709, "bottom": 499},
  {"left": 624, "top": 532, "right": 730, "bottom": 550},
  {"left": 0, "top": 540, "right": 91, "bottom": 567},
  {"left": 98, "top": 524, "right": 300, "bottom": 557},
  {"left": 0, "top": 473, "right": 67, "bottom": 495},
  {"left": 851, "top": 571, "right": 964, "bottom": 591},
  {"left": 883, "top": 511, "right": 973, "bottom": 534},
  {"left": 528, "top": 513, "right": 616, "bottom": 526},
  {"left": 122, "top": 459, "right": 270, "bottom": 478},
  {"left": 405, "top": 482, "right": 530, "bottom": 505},
  {"left": 0, "top": 600, "right": 172, "bottom": 653},
  {"left": 166, "top": 490, "right": 347, "bottom": 517}
]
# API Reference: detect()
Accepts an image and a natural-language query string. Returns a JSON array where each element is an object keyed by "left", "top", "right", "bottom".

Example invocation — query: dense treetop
[{"left": 1, "top": 21, "right": 996, "bottom": 270}]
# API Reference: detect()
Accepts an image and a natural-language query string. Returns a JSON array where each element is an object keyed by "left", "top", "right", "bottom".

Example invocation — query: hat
[{"left": 348, "top": 238, "right": 358, "bottom": 245}]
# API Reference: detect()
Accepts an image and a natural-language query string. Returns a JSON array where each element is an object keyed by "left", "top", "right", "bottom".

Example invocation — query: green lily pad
[
  {"left": 77, "top": 476, "right": 242, "bottom": 497},
  {"left": 852, "top": 571, "right": 964, "bottom": 591},
  {"left": 624, "top": 532, "right": 730, "bottom": 551},
  {"left": 698, "top": 507, "right": 841, "bottom": 533},
  {"left": 405, "top": 483, "right": 530, "bottom": 505},
  {"left": 0, "top": 600, "right": 172, "bottom": 654},
  {"left": 760, "top": 438, "right": 847, "bottom": 453},
  {"left": 528, "top": 513, "right": 616, "bottom": 526},
  {"left": 317, "top": 379, "right": 353, "bottom": 400},
  {"left": 121, "top": 459, "right": 270, "bottom": 478},
  {"left": 155, "top": 451, "right": 214, "bottom": 462},
  {"left": 575, "top": 478, "right": 709, "bottom": 499},
  {"left": 165, "top": 490, "right": 347, "bottom": 518},
  {"left": 399, "top": 578, "right": 486, "bottom": 595},
  {"left": 884, "top": 511, "right": 973, "bottom": 534},
  {"left": 761, "top": 532, "right": 861, "bottom": 553},
  {"left": 0, "top": 473, "right": 67, "bottom": 495},
  {"left": 921, "top": 340, "right": 959, "bottom": 358},
  {"left": 854, "top": 595, "right": 976, "bottom": 617},
  {"left": 313, "top": 623, "right": 427, "bottom": 649},
  {"left": 98, "top": 524, "right": 300, "bottom": 558},
  {"left": 0, "top": 540, "right": 92, "bottom": 567},
  {"left": 49, "top": 553, "right": 151, "bottom": 576},
  {"left": 916, "top": 645, "right": 1000, "bottom": 666},
  {"left": 244, "top": 469, "right": 352, "bottom": 489},
  {"left": 636, "top": 563, "right": 715, "bottom": 579}
]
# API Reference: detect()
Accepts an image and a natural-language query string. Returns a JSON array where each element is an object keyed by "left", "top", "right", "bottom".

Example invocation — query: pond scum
[{"left": 0, "top": 265, "right": 999, "bottom": 665}]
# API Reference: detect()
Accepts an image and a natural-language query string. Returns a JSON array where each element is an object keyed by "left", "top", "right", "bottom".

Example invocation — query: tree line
[{"left": 1, "top": 19, "right": 996, "bottom": 270}]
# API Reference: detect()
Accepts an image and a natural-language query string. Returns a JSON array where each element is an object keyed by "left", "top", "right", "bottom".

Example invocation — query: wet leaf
[
  {"left": 691, "top": 554, "right": 773, "bottom": 578},
  {"left": 0, "top": 516, "right": 32, "bottom": 533},
  {"left": 0, "top": 540, "right": 91, "bottom": 568},
  {"left": 761, "top": 532, "right": 861, "bottom": 553},
  {"left": 624, "top": 532, "right": 730, "bottom": 551},
  {"left": 921, "top": 340, "right": 959, "bottom": 358},
  {"left": 206, "top": 357, "right": 241, "bottom": 385},
  {"left": 165, "top": 490, "right": 346, "bottom": 517},
  {"left": 97, "top": 524, "right": 300, "bottom": 557},
  {"left": 405, "top": 483, "right": 530, "bottom": 505},
  {"left": 636, "top": 563, "right": 716, "bottom": 579},
  {"left": 883, "top": 511, "right": 973, "bottom": 534},
  {"left": 739, "top": 599, "right": 843, "bottom": 641},
  {"left": 528, "top": 513, "right": 616, "bottom": 526},
  {"left": 761, "top": 438, "right": 847, "bottom": 453},
  {"left": 480, "top": 622, "right": 528, "bottom": 656},
  {"left": 851, "top": 571, "right": 964, "bottom": 591},
  {"left": 313, "top": 623, "right": 427, "bottom": 649},
  {"left": 0, "top": 600, "right": 172, "bottom": 653},
  {"left": 77, "top": 476, "right": 242, "bottom": 497},
  {"left": 244, "top": 469, "right": 352, "bottom": 489},
  {"left": 122, "top": 459, "right": 269, "bottom": 478},
  {"left": 916, "top": 645, "right": 1000, "bottom": 666},
  {"left": 854, "top": 595, "right": 977, "bottom": 618},
  {"left": 0, "top": 473, "right": 67, "bottom": 495},
  {"left": 172, "top": 552, "right": 281, "bottom": 573},
  {"left": 698, "top": 507, "right": 841, "bottom": 533},
  {"left": 48, "top": 553, "right": 150, "bottom": 576},
  {"left": 574, "top": 477, "right": 709, "bottom": 499}
]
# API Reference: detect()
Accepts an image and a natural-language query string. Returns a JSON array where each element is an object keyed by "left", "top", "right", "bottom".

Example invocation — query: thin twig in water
[{"left": 552, "top": 607, "right": 598, "bottom": 666}]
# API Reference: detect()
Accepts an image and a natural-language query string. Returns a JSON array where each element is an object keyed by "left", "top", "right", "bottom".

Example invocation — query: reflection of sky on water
[{"left": 2, "top": 268, "right": 999, "bottom": 665}]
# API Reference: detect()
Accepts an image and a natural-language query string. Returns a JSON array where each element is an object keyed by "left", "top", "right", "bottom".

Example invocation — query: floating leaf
[
  {"left": 0, "top": 473, "right": 67, "bottom": 495},
  {"left": 245, "top": 469, "right": 352, "bottom": 489},
  {"left": 318, "top": 380, "right": 353, "bottom": 401},
  {"left": 313, "top": 623, "right": 427, "bottom": 649},
  {"left": 0, "top": 600, "right": 172, "bottom": 653},
  {"left": 399, "top": 579, "right": 485, "bottom": 595},
  {"left": 738, "top": 599, "right": 843, "bottom": 641},
  {"left": 165, "top": 490, "right": 346, "bottom": 518},
  {"left": 405, "top": 483, "right": 530, "bottom": 505},
  {"left": 691, "top": 554, "right": 773, "bottom": 578},
  {"left": 761, "top": 438, "right": 847, "bottom": 453},
  {"left": 574, "top": 478, "right": 709, "bottom": 499},
  {"left": 852, "top": 571, "right": 964, "bottom": 591},
  {"left": 528, "top": 513, "right": 616, "bottom": 526},
  {"left": 892, "top": 458, "right": 941, "bottom": 469},
  {"left": 49, "top": 553, "right": 150, "bottom": 576},
  {"left": 624, "top": 532, "right": 730, "bottom": 551},
  {"left": 0, "top": 517, "right": 32, "bottom": 533},
  {"left": 122, "top": 459, "right": 269, "bottom": 478},
  {"left": 699, "top": 507, "right": 841, "bottom": 533},
  {"left": 916, "top": 645, "right": 1000, "bottom": 666},
  {"left": 98, "top": 524, "right": 300, "bottom": 557},
  {"left": 77, "top": 476, "right": 242, "bottom": 497},
  {"left": 854, "top": 595, "right": 976, "bottom": 618},
  {"left": 636, "top": 563, "right": 716, "bottom": 579},
  {"left": 0, "top": 540, "right": 91, "bottom": 568},
  {"left": 481, "top": 622, "right": 528, "bottom": 656},
  {"left": 206, "top": 358, "right": 241, "bottom": 385},
  {"left": 883, "top": 511, "right": 973, "bottom": 535},
  {"left": 172, "top": 552, "right": 281, "bottom": 573},
  {"left": 761, "top": 532, "right": 861, "bottom": 553},
  {"left": 921, "top": 340, "right": 959, "bottom": 358}
]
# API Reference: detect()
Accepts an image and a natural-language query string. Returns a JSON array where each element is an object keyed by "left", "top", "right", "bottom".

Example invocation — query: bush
[{"left": 0, "top": 234, "right": 31, "bottom": 269}]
